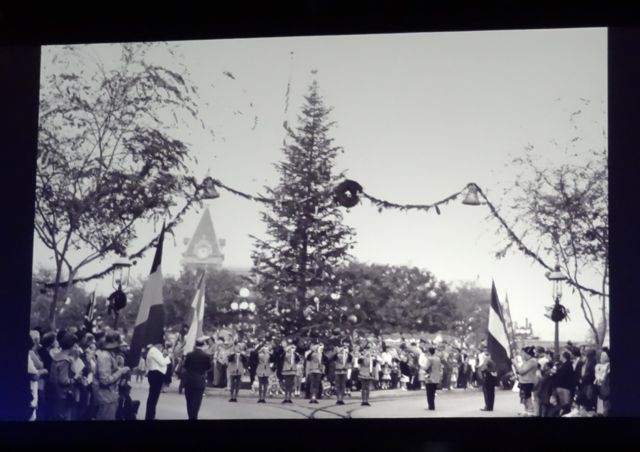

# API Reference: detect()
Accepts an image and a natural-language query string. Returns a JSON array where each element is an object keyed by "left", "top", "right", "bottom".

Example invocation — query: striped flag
[
  {"left": 501, "top": 293, "right": 519, "bottom": 360},
  {"left": 183, "top": 270, "right": 206, "bottom": 355},
  {"left": 487, "top": 281, "right": 512, "bottom": 376},
  {"left": 126, "top": 224, "right": 166, "bottom": 368}
]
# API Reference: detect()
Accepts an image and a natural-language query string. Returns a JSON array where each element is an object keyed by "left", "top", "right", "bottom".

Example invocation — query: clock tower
[{"left": 181, "top": 206, "right": 225, "bottom": 271}]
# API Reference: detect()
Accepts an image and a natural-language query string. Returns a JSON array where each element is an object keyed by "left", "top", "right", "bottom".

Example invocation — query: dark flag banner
[
  {"left": 127, "top": 224, "right": 166, "bottom": 368},
  {"left": 84, "top": 291, "right": 96, "bottom": 332},
  {"left": 487, "top": 280, "right": 512, "bottom": 376}
]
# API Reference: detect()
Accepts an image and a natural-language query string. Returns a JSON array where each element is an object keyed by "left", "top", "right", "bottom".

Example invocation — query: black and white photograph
[{"left": 28, "top": 28, "right": 609, "bottom": 421}]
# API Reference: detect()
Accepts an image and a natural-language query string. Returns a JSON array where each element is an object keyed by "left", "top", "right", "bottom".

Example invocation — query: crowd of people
[
  {"left": 26, "top": 320, "right": 611, "bottom": 421},
  {"left": 513, "top": 343, "right": 611, "bottom": 417}
]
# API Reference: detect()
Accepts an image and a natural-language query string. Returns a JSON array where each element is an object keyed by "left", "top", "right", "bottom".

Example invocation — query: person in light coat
[{"left": 422, "top": 347, "right": 442, "bottom": 411}]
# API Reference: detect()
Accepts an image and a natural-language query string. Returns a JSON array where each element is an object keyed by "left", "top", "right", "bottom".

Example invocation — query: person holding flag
[
  {"left": 485, "top": 281, "right": 517, "bottom": 410},
  {"left": 332, "top": 340, "right": 352, "bottom": 405},
  {"left": 123, "top": 224, "right": 169, "bottom": 420}
]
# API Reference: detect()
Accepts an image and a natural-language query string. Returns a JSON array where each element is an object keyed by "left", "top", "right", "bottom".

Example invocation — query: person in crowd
[
  {"left": 305, "top": 342, "right": 325, "bottom": 404},
  {"left": 248, "top": 340, "right": 260, "bottom": 390},
  {"left": 381, "top": 363, "right": 392, "bottom": 390},
  {"left": 516, "top": 346, "right": 538, "bottom": 416},
  {"left": 423, "top": 347, "right": 442, "bottom": 411},
  {"left": 357, "top": 342, "right": 379, "bottom": 406},
  {"left": 145, "top": 341, "right": 171, "bottom": 420},
  {"left": 294, "top": 353, "right": 304, "bottom": 398},
  {"left": 554, "top": 350, "right": 576, "bottom": 416},
  {"left": 440, "top": 350, "right": 452, "bottom": 391},
  {"left": 457, "top": 353, "right": 470, "bottom": 389},
  {"left": 28, "top": 331, "right": 47, "bottom": 420},
  {"left": 255, "top": 341, "right": 273, "bottom": 403},
  {"left": 390, "top": 358, "right": 400, "bottom": 390},
  {"left": 49, "top": 334, "right": 79, "bottom": 421},
  {"left": 280, "top": 342, "right": 300, "bottom": 404},
  {"left": 161, "top": 343, "right": 174, "bottom": 393},
  {"left": 135, "top": 352, "right": 146, "bottom": 384},
  {"left": 94, "top": 332, "right": 130, "bottom": 420},
  {"left": 418, "top": 347, "right": 428, "bottom": 390},
  {"left": 571, "top": 347, "right": 584, "bottom": 403},
  {"left": 576, "top": 348, "right": 598, "bottom": 414},
  {"left": 332, "top": 341, "right": 352, "bottom": 405},
  {"left": 478, "top": 350, "right": 497, "bottom": 412},
  {"left": 535, "top": 361, "right": 557, "bottom": 417},
  {"left": 595, "top": 348, "right": 610, "bottom": 416},
  {"left": 38, "top": 332, "right": 57, "bottom": 420},
  {"left": 182, "top": 337, "right": 212, "bottom": 420},
  {"left": 227, "top": 342, "right": 248, "bottom": 402},
  {"left": 27, "top": 334, "right": 48, "bottom": 421},
  {"left": 78, "top": 342, "right": 97, "bottom": 420}
]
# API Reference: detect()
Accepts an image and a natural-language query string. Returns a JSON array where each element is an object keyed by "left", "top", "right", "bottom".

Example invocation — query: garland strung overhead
[{"left": 40, "top": 177, "right": 607, "bottom": 299}]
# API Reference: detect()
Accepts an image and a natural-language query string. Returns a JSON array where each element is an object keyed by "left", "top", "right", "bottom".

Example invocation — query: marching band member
[
  {"left": 227, "top": 342, "right": 248, "bottom": 402},
  {"left": 281, "top": 341, "right": 300, "bottom": 404},
  {"left": 255, "top": 341, "right": 273, "bottom": 403},
  {"left": 332, "top": 340, "right": 353, "bottom": 405},
  {"left": 305, "top": 342, "right": 325, "bottom": 404},
  {"left": 357, "top": 342, "right": 379, "bottom": 406}
]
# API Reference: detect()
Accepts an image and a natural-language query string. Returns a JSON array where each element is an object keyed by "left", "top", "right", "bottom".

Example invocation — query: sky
[{"left": 34, "top": 28, "right": 608, "bottom": 342}]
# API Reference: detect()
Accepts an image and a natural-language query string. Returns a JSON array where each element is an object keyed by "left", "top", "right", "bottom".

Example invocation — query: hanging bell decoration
[
  {"left": 201, "top": 176, "right": 220, "bottom": 200},
  {"left": 462, "top": 184, "right": 481, "bottom": 206}
]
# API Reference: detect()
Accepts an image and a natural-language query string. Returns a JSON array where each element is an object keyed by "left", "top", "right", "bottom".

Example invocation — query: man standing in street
[
  {"left": 478, "top": 350, "right": 498, "bottom": 411},
  {"left": 182, "top": 337, "right": 212, "bottom": 420},
  {"left": 423, "top": 347, "right": 442, "bottom": 411},
  {"left": 145, "top": 341, "right": 171, "bottom": 420}
]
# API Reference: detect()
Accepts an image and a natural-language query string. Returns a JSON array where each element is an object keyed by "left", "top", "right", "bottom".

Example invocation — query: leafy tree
[
  {"left": 35, "top": 43, "right": 202, "bottom": 328},
  {"left": 337, "top": 262, "right": 456, "bottom": 336},
  {"left": 447, "top": 282, "right": 490, "bottom": 348},
  {"left": 496, "top": 99, "right": 608, "bottom": 349},
  {"left": 250, "top": 80, "right": 356, "bottom": 340}
]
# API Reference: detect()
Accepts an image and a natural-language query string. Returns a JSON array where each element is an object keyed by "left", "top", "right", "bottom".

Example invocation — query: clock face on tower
[{"left": 195, "top": 241, "right": 212, "bottom": 259}]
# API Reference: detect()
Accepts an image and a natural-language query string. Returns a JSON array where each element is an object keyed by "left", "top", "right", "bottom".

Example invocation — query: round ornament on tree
[{"left": 333, "top": 180, "right": 363, "bottom": 208}]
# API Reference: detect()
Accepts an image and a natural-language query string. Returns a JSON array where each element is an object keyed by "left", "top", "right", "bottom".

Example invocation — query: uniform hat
[
  {"left": 59, "top": 334, "right": 78, "bottom": 350},
  {"left": 103, "top": 332, "right": 122, "bottom": 350},
  {"left": 522, "top": 346, "right": 536, "bottom": 357}
]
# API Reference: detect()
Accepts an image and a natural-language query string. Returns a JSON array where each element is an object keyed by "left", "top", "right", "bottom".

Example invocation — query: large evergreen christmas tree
[{"left": 251, "top": 80, "right": 355, "bottom": 340}]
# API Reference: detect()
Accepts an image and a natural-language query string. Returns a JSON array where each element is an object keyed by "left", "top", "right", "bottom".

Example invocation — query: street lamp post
[
  {"left": 109, "top": 259, "right": 132, "bottom": 329},
  {"left": 546, "top": 264, "right": 567, "bottom": 362},
  {"left": 230, "top": 288, "right": 256, "bottom": 338}
]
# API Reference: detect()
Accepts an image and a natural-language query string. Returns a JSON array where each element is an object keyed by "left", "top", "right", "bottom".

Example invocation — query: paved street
[{"left": 129, "top": 381, "right": 522, "bottom": 420}]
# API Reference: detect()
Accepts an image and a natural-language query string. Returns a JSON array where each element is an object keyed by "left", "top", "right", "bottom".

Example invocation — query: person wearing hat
[
  {"left": 356, "top": 342, "right": 380, "bottom": 406},
  {"left": 145, "top": 340, "right": 171, "bottom": 420},
  {"left": 305, "top": 343, "right": 325, "bottom": 404},
  {"left": 48, "top": 334, "right": 79, "bottom": 420},
  {"left": 516, "top": 346, "right": 539, "bottom": 416},
  {"left": 182, "top": 337, "right": 212, "bottom": 420},
  {"left": 94, "top": 332, "right": 130, "bottom": 420},
  {"left": 280, "top": 342, "right": 300, "bottom": 403},
  {"left": 227, "top": 342, "right": 248, "bottom": 402},
  {"left": 254, "top": 341, "right": 273, "bottom": 403},
  {"left": 332, "top": 341, "right": 353, "bottom": 405}
]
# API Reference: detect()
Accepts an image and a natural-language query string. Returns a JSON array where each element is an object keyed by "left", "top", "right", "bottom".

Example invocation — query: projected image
[{"left": 29, "top": 28, "right": 608, "bottom": 420}]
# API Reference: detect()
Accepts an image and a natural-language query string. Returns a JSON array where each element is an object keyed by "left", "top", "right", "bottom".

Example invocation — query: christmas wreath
[{"left": 333, "top": 180, "right": 363, "bottom": 208}]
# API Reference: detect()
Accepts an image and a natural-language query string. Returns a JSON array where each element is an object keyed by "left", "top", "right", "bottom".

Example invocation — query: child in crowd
[{"left": 381, "top": 364, "right": 392, "bottom": 389}]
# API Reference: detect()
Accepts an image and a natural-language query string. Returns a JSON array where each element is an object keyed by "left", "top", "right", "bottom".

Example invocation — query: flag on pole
[
  {"left": 127, "top": 224, "right": 166, "bottom": 368},
  {"left": 487, "top": 281, "right": 512, "bottom": 376},
  {"left": 501, "top": 293, "right": 519, "bottom": 360},
  {"left": 85, "top": 291, "right": 96, "bottom": 322},
  {"left": 183, "top": 270, "right": 206, "bottom": 355}
]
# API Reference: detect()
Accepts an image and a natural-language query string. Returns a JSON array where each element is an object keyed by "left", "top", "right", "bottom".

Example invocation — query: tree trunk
[{"left": 48, "top": 261, "right": 64, "bottom": 330}]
